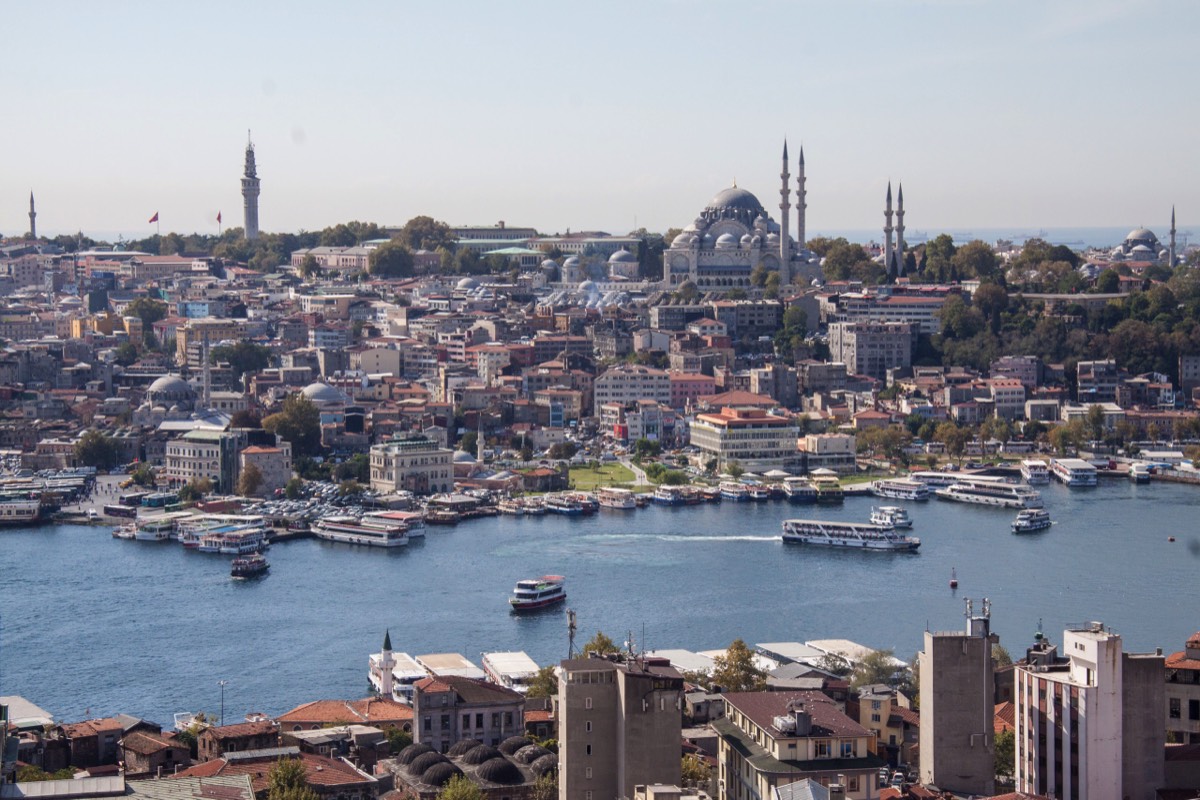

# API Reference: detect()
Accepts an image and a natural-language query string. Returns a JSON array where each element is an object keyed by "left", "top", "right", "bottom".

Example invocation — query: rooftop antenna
[{"left": 567, "top": 608, "right": 577, "bottom": 658}]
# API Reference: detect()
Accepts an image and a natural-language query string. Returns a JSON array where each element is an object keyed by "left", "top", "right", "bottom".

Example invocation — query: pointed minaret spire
[
  {"left": 895, "top": 182, "right": 906, "bottom": 277},
  {"left": 883, "top": 182, "right": 895, "bottom": 273},
  {"left": 796, "top": 146, "right": 807, "bottom": 249},
  {"left": 779, "top": 139, "right": 791, "bottom": 265},
  {"left": 1170, "top": 205, "right": 1177, "bottom": 267},
  {"left": 379, "top": 629, "right": 395, "bottom": 699},
  {"left": 383, "top": 629, "right": 392, "bottom": 651},
  {"left": 28, "top": 191, "right": 37, "bottom": 240}
]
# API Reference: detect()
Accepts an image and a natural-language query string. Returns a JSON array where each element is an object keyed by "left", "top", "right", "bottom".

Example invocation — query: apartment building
[
  {"left": 412, "top": 676, "right": 524, "bottom": 750},
  {"left": 827, "top": 322, "right": 912, "bottom": 380},
  {"left": 593, "top": 364, "right": 671, "bottom": 415},
  {"left": 689, "top": 406, "right": 800, "bottom": 472}
]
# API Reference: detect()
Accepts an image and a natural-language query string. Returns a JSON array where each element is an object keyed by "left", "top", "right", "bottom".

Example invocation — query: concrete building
[
  {"left": 558, "top": 654, "right": 684, "bottom": 800},
  {"left": 369, "top": 435, "right": 454, "bottom": 495},
  {"left": 1077, "top": 359, "right": 1121, "bottom": 404},
  {"left": 918, "top": 598, "right": 996, "bottom": 796},
  {"left": 1014, "top": 621, "right": 1164, "bottom": 800},
  {"left": 689, "top": 406, "right": 800, "bottom": 473},
  {"left": 799, "top": 433, "right": 856, "bottom": 474},
  {"left": 593, "top": 364, "right": 671, "bottom": 416},
  {"left": 827, "top": 322, "right": 911, "bottom": 380},
  {"left": 239, "top": 444, "right": 292, "bottom": 497},
  {"left": 1165, "top": 632, "right": 1200, "bottom": 744},
  {"left": 411, "top": 675, "right": 524, "bottom": 750}
]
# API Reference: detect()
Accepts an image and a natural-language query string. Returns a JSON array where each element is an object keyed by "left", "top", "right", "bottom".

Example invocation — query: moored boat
[
  {"left": 509, "top": 575, "right": 566, "bottom": 612},
  {"left": 870, "top": 506, "right": 913, "bottom": 528},
  {"left": 1049, "top": 458, "right": 1098, "bottom": 487},
  {"left": 0, "top": 497, "right": 43, "bottom": 526},
  {"left": 811, "top": 476, "right": 844, "bottom": 505},
  {"left": 747, "top": 484, "right": 771, "bottom": 502},
  {"left": 782, "top": 478, "right": 817, "bottom": 504},
  {"left": 1128, "top": 462, "right": 1151, "bottom": 484},
  {"left": 934, "top": 478, "right": 1042, "bottom": 509},
  {"left": 651, "top": 486, "right": 686, "bottom": 506},
  {"left": 1020, "top": 459, "right": 1051, "bottom": 485},
  {"left": 1011, "top": 508, "right": 1052, "bottom": 533},
  {"left": 597, "top": 487, "right": 636, "bottom": 510},
  {"left": 425, "top": 509, "right": 461, "bottom": 525},
  {"left": 781, "top": 519, "right": 920, "bottom": 552},
  {"left": 545, "top": 494, "right": 584, "bottom": 515},
  {"left": 497, "top": 498, "right": 525, "bottom": 516},
  {"left": 231, "top": 553, "right": 270, "bottom": 578},
  {"left": 871, "top": 478, "right": 930, "bottom": 501},
  {"left": 312, "top": 514, "right": 409, "bottom": 547},
  {"left": 719, "top": 481, "right": 750, "bottom": 501}
]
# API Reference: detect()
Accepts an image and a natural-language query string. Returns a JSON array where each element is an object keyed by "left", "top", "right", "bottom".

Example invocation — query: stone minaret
[
  {"left": 796, "top": 146, "right": 807, "bottom": 249},
  {"left": 895, "top": 183, "right": 906, "bottom": 277},
  {"left": 1170, "top": 206, "right": 1177, "bottom": 267},
  {"left": 241, "top": 131, "right": 260, "bottom": 241},
  {"left": 379, "top": 630, "right": 395, "bottom": 699},
  {"left": 28, "top": 192, "right": 37, "bottom": 239},
  {"left": 883, "top": 182, "right": 894, "bottom": 272},
  {"left": 779, "top": 140, "right": 791, "bottom": 265}
]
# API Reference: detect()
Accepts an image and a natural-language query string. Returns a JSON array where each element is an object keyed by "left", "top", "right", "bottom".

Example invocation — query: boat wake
[{"left": 587, "top": 533, "right": 780, "bottom": 543}]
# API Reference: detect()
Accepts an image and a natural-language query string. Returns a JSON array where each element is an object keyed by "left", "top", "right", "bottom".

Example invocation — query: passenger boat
[
  {"left": 651, "top": 486, "right": 686, "bottom": 505},
  {"left": 870, "top": 506, "right": 913, "bottom": 529},
  {"left": 131, "top": 516, "right": 176, "bottom": 542},
  {"left": 783, "top": 478, "right": 818, "bottom": 504},
  {"left": 747, "top": 484, "right": 771, "bottom": 502},
  {"left": 497, "top": 498, "right": 526, "bottom": 516},
  {"left": 569, "top": 492, "right": 599, "bottom": 514},
  {"left": 0, "top": 497, "right": 43, "bottom": 526},
  {"left": 522, "top": 498, "right": 547, "bottom": 516},
  {"left": 908, "top": 470, "right": 965, "bottom": 488},
  {"left": 545, "top": 494, "right": 583, "bottom": 515},
  {"left": 681, "top": 487, "right": 705, "bottom": 505},
  {"left": 312, "top": 514, "right": 409, "bottom": 547},
  {"left": 1011, "top": 508, "right": 1052, "bottom": 533},
  {"left": 509, "top": 575, "right": 567, "bottom": 612},
  {"left": 934, "top": 478, "right": 1043, "bottom": 509},
  {"left": 1128, "top": 462, "right": 1152, "bottom": 484},
  {"left": 700, "top": 486, "right": 721, "bottom": 502},
  {"left": 216, "top": 528, "right": 270, "bottom": 555},
  {"left": 367, "top": 510, "right": 426, "bottom": 538},
  {"left": 597, "top": 487, "right": 636, "bottom": 510},
  {"left": 811, "top": 476, "right": 844, "bottom": 505},
  {"left": 871, "top": 478, "right": 930, "bottom": 501},
  {"left": 781, "top": 519, "right": 920, "bottom": 552},
  {"left": 112, "top": 524, "right": 136, "bottom": 539},
  {"left": 1049, "top": 458, "right": 1098, "bottom": 487},
  {"left": 230, "top": 553, "right": 270, "bottom": 579},
  {"left": 425, "top": 509, "right": 461, "bottom": 525},
  {"left": 1020, "top": 459, "right": 1051, "bottom": 485},
  {"left": 719, "top": 482, "right": 750, "bottom": 501}
]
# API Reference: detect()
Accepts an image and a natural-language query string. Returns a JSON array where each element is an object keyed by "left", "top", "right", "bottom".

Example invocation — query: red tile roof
[
  {"left": 275, "top": 698, "right": 412, "bottom": 727},
  {"left": 1166, "top": 651, "right": 1200, "bottom": 671},
  {"left": 173, "top": 753, "right": 369, "bottom": 793},
  {"left": 202, "top": 720, "right": 278, "bottom": 741},
  {"left": 62, "top": 718, "right": 125, "bottom": 737},
  {"left": 994, "top": 701, "right": 1015, "bottom": 733},
  {"left": 122, "top": 731, "right": 188, "bottom": 756},
  {"left": 722, "top": 690, "right": 870, "bottom": 739}
]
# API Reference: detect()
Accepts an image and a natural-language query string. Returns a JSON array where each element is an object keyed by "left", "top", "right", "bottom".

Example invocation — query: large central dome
[{"left": 706, "top": 186, "right": 766, "bottom": 215}]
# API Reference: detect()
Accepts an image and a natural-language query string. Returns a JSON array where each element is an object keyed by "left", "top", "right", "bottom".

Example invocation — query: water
[{"left": 2, "top": 478, "right": 1198, "bottom": 726}]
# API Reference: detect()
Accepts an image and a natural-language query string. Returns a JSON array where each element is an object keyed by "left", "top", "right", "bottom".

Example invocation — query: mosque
[
  {"left": 1106, "top": 209, "right": 1178, "bottom": 265},
  {"left": 662, "top": 141, "right": 821, "bottom": 291}
]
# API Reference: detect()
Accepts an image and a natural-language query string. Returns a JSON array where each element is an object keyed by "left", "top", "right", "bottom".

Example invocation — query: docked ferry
[
  {"left": 509, "top": 575, "right": 567, "bottom": 612},
  {"left": 934, "top": 478, "right": 1043, "bottom": 509},
  {"left": 651, "top": 486, "right": 686, "bottom": 506},
  {"left": 497, "top": 498, "right": 525, "bottom": 515},
  {"left": 597, "top": 487, "right": 637, "bottom": 509},
  {"left": 231, "top": 553, "right": 270, "bottom": 579},
  {"left": 870, "top": 506, "right": 913, "bottom": 528},
  {"left": 312, "top": 514, "right": 409, "bottom": 547},
  {"left": 545, "top": 494, "right": 584, "bottom": 515},
  {"left": 908, "top": 470, "right": 967, "bottom": 488},
  {"left": 1011, "top": 508, "right": 1052, "bottom": 533},
  {"left": 781, "top": 519, "right": 920, "bottom": 552},
  {"left": 1050, "top": 458, "right": 1098, "bottom": 487},
  {"left": 719, "top": 481, "right": 750, "bottom": 501},
  {"left": 870, "top": 478, "right": 930, "bottom": 501},
  {"left": 782, "top": 478, "right": 818, "bottom": 504},
  {"left": 811, "top": 475, "right": 844, "bottom": 505},
  {"left": 1020, "top": 459, "right": 1051, "bottom": 485},
  {"left": 0, "top": 497, "right": 43, "bottom": 526},
  {"left": 1128, "top": 462, "right": 1152, "bottom": 484}
]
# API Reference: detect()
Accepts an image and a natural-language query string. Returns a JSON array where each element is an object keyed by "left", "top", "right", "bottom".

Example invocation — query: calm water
[{"left": 2, "top": 478, "right": 1198, "bottom": 726}]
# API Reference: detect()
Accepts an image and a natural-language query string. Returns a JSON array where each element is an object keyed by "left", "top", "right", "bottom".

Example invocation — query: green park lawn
[{"left": 568, "top": 463, "right": 637, "bottom": 490}]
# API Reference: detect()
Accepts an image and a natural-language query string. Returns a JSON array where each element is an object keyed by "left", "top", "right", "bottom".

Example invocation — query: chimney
[{"left": 829, "top": 775, "right": 846, "bottom": 800}]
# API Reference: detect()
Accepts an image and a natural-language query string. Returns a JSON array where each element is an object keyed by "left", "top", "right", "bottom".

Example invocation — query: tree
[
  {"left": 850, "top": 648, "right": 900, "bottom": 689},
  {"left": 675, "top": 280, "right": 699, "bottom": 303},
  {"left": 297, "top": 254, "right": 320, "bottom": 279},
  {"left": 17, "top": 766, "right": 77, "bottom": 782},
  {"left": 212, "top": 341, "right": 272, "bottom": 378},
  {"left": 237, "top": 463, "right": 264, "bottom": 497},
  {"left": 437, "top": 774, "right": 485, "bottom": 800},
  {"left": 459, "top": 431, "right": 478, "bottom": 455},
  {"left": 1095, "top": 268, "right": 1119, "bottom": 293},
  {"left": 681, "top": 754, "right": 710, "bottom": 789},
  {"left": 267, "top": 758, "right": 320, "bottom": 800},
  {"left": 368, "top": 240, "right": 414, "bottom": 278},
  {"left": 583, "top": 631, "right": 619, "bottom": 655},
  {"left": 764, "top": 270, "right": 782, "bottom": 299},
  {"left": 973, "top": 283, "right": 1009, "bottom": 334},
  {"left": 994, "top": 728, "right": 1016, "bottom": 782},
  {"left": 113, "top": 341, "right": 139, "bottom": 366},
  {"left": 1085, "top": 404, "right": 1107, "bottom": 443},
  {"left": 530, "top": 771, "right": 557, "bottom": 800},
  {"left": 992, "top": 643, "right": 1013, "bottom": 667},
  {"left": 75, "top": 430, "right": 121, "bottom": 469},
  {"left": 632, "top": 438, "right": 661, "bottom": 460},
  {"left": 333, "top": 453, "right": 370, "bottom": 483},
  {"left": 934, "top": 422, "right": 968, "bottom": 463},
  {"left": 816, "top": 652, "right": 851, "bottom": 677},
  {"left": 525, "top": 665, "right": 559, "bottom": 699},
  {"left": 547, "top": 441, "right": 578, "bottom": 460},
  {"left": 284, "top": 476, "right": 304, "bottom": 500},
  {"left": 750, "top": 264, "right": 769, "bottom": 287},
  {"left": 726, "top": 461, "right": 744, "bottom": 479},
  {"left": 385, "top": 727, "right": 412, "bottom": 753},
  {"left": 398, "top": 216, "right": 457, "bottom": 252},
  {"left": 710, "top": 639, "right": 766, "bottom": 692},
  {"left": 951, "top": 240, "right": 999, "bottom": 281},
  {"left": 129, "top": 462, "right": 156, "bottom": 488},
  {"left": 177, "top": 477, "right": 213, "bottom": 503},
  {"left": 230, "top": 408, "right": 263, "bottom": 429},
  {"left": 125, "top": 297, "right": 168, "bottom": 329},
  {"left": 923, "top": 234, "right": 958, "bottom": 281},
  {"left": 263, "top": 394, "right": 322, "bottom": 457}
]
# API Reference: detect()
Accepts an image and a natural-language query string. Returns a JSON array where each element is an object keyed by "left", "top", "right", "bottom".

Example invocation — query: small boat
[
  {"left": 509, "top": 575, "right": 566, "bottom": 612},
  {"left": 568, "top": 492, "right": 599, "bottom": 514},
  {"left": 497, "top": 499, "right": 525, "bottom": 516},
  {"left": 231, "top": 553, "right": 269, "bottom": 579},
  {"left": 700, "top": 486, "right": 721, "bottom": 502},
  {"left": 950, "top": 568, "right": 958, "bottom": 589},
  {"left": 719, "top": 482, "right": 750, "bottom": 502},
  {"left": 426, "top": 509, "right": 461, "bottom": 526},
  {"left": 1128, "top": 463, "right": 1152, "bottom": 484},
  {"left": 1011, "top": 508, "right": 1052, "bottom": 534},
  {"left": 523, "top": 498, "right": 547, "bottom": 516},
  {"left": 870, "top": 506, "right": 912, "bottom": 529},
  {"left": 651, "top": 486, "right": 686, "bottom": 506},
  {"left": 597, "top": 487, "right": 636, "bottom": 510},
  {"left": 747, "top": 484, "right": 771, "bottom": 502},
  {"left": 545, "top": 495, "right": 584, "bottom": 516}
]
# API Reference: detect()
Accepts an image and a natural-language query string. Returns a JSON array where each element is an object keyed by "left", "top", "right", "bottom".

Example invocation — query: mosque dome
[
  {"left": 148, "top": 375, "right": 193, "bottom": 399},
  {"left": 715, "top": 233, "right": 738, "bottom": 249},
  {"left": 579, "top": 279, "right": 598, "bottom": 293},
  {"left": 397, "top": 743, "right": 435, "bottom": 766},
  {"left": 497, "top": 736, "right": 532, "bottom": 756},
  {"left": 449, "top": 739, "right": 485, "bottom": 758},
  {"left": 706, "top": 186, "right": 766, "bottom": 216},
  {"left": 300, "top": 382, "right": 348, "bottom": 407},
  {"left": 530, "top": 754, "right": 558, "bottom": 777},
  {"left": 461, "top": 745, "right": 502, "bottom": 766},
  {"left": 563, "top": 255, "right": 581, "bottom": 266},
  {"left": 407, "top": 751, "right": 448, "bottom": 775},
  {"left": 1126, "top": 227, "right": 1158, "bottom": 244},
  {"left": 540, "top": 259, "right": 558, "bottom": 269},
  {"left": 740, "top": 234, "right": 753, "bottom": 246},
  {"left": 453, "top": 450, "right": 477, "bottom": 463},
  {"left": 475, "top": 758, "right": 524, "bottom": 785},
  {"left": 608, "top": 248, "right": 636, "bottom": 264},
  {"left": 672, "top": 232, "right": 692, "bottom": 248},
  {"left": 766, "top": 232, "right": 781, "bottom": 245},
  {"left": 421, "top": 762, "right": 462, "bottom": 787},
  {"left": 1130, "top": 244, "right": 1154, "bottom": 255},
  {"left": 456, "top": 277, "right": 480, "bottom": 290}
]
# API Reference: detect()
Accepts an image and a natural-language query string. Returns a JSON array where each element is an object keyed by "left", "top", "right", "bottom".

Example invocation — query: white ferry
[
  {"left": 368, "top": 510, "right": 425, "bottom": 538},
  {"left": 1050, "top": 458, "right": 1098, "bottom": 487},
  {"left": 719, "top": 482, "right": 750, "bottom": 501},
  {"left": 481, "top": 651, "right": 540, "bottom": 693},
  {"left": 870, "top": 506, "right": 913, "bottom": 528},
  {"left": 509, "top": 575, "right": 567, "bottom": 612},
  {"left": 934, "top": 478, "right": 1043, "bottom": 509},
  {"left": 781, "top": 519, "right": 920, "bottom": 552},
  {"left": 0, "top": 497, "right": 42, "bottom": 526},
  {"left": 545, "top": 494, "right": 584, "bottom": 515},
  {"left": 651, "top": 486, "right": 686, "bottom": 506},
  {"left": 1128, "top": 462, "right": 1152, "bottom": 484},
  {"left": 783, "top": 477, "right": 818, "bottom": 504},
  {"left": 908, "top": 470, "right": 967, "bottom": 488},
  {"left": 497, "top": 498, "right": 525, "bottom": 515},
  {"left": 312, "top": 514, "right": 409, "bottom": 548},
  {"left": 871, "top": 478, "right": 930, "bottom": 501},
  {"left": 597, "top": 487, "right": 636, "bottom": 510},
  {"left": 131, "top": 516, "right": 177, "bottom": 542},
  {"left": 1011, "top": 508, "right": 1052, "bottom": 533},
  {"left": 368, "top": 645, "right": 428, "bottom": 704},
  {"left": 811, "top": 475, "right": 844, "bottom": 505},
  {"left": 747, "top": 484, "right": 771, "bottom": 502},
  {"left": 1020, "top": 459, "right": 1051, "bottom": 485}
]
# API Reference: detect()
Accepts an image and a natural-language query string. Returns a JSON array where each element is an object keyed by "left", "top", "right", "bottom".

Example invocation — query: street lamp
[{"left": 217, "top": 680, "right": 229, "bottom": 726}]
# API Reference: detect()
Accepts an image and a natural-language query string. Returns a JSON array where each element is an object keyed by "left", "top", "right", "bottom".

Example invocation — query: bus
[
  {"left": 104, "top": 504, "right": 138, "bottom": 519},
  {"left": 119, "top": 491, "right": 151, "bottom": 507},
  {"left": 142, "top": 492, "right": 178, "bottom": 508}
]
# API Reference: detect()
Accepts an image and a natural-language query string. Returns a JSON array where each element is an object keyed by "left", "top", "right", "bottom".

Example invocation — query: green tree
[
  {"left": 525, "top": 665, "right": 559, "bottom": 699},
  {"left": 994, "top": 728, "right": 1016, "bottom": 782},
  {"left": 750, "top": 264, "right": 769, "bottom": 287},
  {"left": 710, "top": 639, "right": 766, "bottom": 692},
  {"left": 530, "top": 772, "right": 557, "bottom": 800},
  {"left": 237, "top": 462, "right": 264, "bottom": 497},
  {"left": 385, "top": 727, "right": 412, "bottom": 753},
  {"left": 816, "top": 652, "right": 851, "bottom": 677},
  {"left": 951, "top": 240, "right": 999, "bottom": 281},
  {"left": 934, "top": 422, "right": 968, "bottom": 463},
  {"left": 284, "top": 477, "right": 304, "bottom": 500},
  {"left": 547, "top": 441, "right": 578, "bottom": 460},
  {"left": 1095, "top": 268, "right": 1120, "bottom": 293},
  {"left": 681, "top": 754, "right": 710, "bottom": 789},
  {"left": 113, "top": 341, "right": 140, "bottom": 366},
  {"left": 398, "top": 216, "right": 457, "bottom": 251},
  {"left": 17, "top": 766, "right": 77, "bottom": 782},
  {"left": 177, "top": 477, "right": 213, "bottom": 503},
  {"left": 459, "top": 431, "right": 478, "bottom": 455},
  {"left": 436, "top": 774, "right": 485, "bottom": 800},
  {"left": 992, "top": 643, "right": 1013, "bottom": 667},
  {"left": 129, "top": 462, "right": 156, "bottom": 488},
  {"left": 263, "top": 394, "right": 323, "bottom": 457},
  {"left": 230, "top": 408, "right": 263, "bottom": 429},
  {"left": 923, "top": 234, "right": 958, "bottom": 281},
  {"left": 675, "top": 280, "right": 699, "bottom": 303},
  {"left": 333, "top": 453, "right": 370, "bottom": 483},
  {"left": 74, "top": 430, "right": 121, "bottom": 469},
  {"left": 1085, "top": 404, "right": 1107, "bottom": 442},
  {"left": 211, "top": 341, "right": 273, "bottom": 378},
  {"left": 973, "top": 283, "right": 1009, "bottom": 334},
  {"left": 823, "top": 240, "right": 872, "bottom": 281},
  {"left": 764, "top": 270, "right": 782, "bottom": 299},
  {"left": 297, "top": 254, "right": 320, "bottom": 279},
  {"left": 125, "top": 297, "right": 169, "bottom": 329},
  {"left": 850, "top": 648, "right": 900, "bottom": 689},
  {"left": 583, "top": 631, "right": 620, "bottom": 655},
  {"left": 368, "top": 240, "right": 415, "bottom": 278},
  {"left": 267, "top": 758, "right": 320, "bottom": 800},
  {"left": 633, "top": 438, "right": 661, "bottom": 460},
  {"left": 726, "top": 461, "right": 744, "bottom": 479}
]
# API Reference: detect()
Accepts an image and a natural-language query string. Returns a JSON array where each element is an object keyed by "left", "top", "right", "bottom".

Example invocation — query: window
[
  {"left": 462, "top": 714, "right": 470, "bottom": 730},
  {"left": 1171, "top": 698, "right": 1181, "bottom": 719},
  {"left": 586, "top": 745, "right": 592, "bottom": 756},
  {"left": 871, "top": 713, "right": 881, "bottom": 722},
  {"left": 423, "top": 716, "right": 431, "bottom": 732},
  {"left": 492, "top": 712, "right": 500, "bottom": 728},
  {"left": 1191, "top": 700, "right": 1200, "bottom": 721},
  {"left": 585, "top": 697, "right": 592, "bottom": 709},
  {"left": 585, "top": 767, "right": 592, "bottom": 779},
  {"left": 585, "top": 721, "right": 592, "bottom": 732},
  {"left": 476, "top": 713, "right": 483, "bottom": 728},
  {"left": 440, "top": 715, "right": 449, "bottom": 730},
  {"left": 848, "top": 777, "right": 860, "bottom": 792},
  {"left": 504, "top": 711, "right": 513, "bottom": 726},
  {"left": 841, "top": 741, "right": 854, "bottom": 757},
  {"left": 816, "top": 740, "right": 831, "bottom": 758}
]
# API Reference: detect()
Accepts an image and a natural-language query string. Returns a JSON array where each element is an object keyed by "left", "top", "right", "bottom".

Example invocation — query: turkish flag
[
  {"left": 217, "top": 211, "right": 222, "bottom": 224},
  {"left": 148, "top": 212, "right": 159, "bottom": 224}
]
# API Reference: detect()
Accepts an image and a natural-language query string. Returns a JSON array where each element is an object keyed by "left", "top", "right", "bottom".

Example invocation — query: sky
[{"left": 2, "top": 0, "right": 1197, "bottom": 241}]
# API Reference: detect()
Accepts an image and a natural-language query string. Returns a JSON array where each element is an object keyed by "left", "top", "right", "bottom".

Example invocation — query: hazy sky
[{"left": 3, "top": 0, "right": 1196, "bottom": 240}]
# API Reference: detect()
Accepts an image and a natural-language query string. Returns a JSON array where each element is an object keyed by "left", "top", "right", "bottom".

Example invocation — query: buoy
[
  {"left": 950, "top": 567, "right": 958, "bottom": 589},
  {"left": 1169, "top": 536, "right": 1176, "bottom": 542}
]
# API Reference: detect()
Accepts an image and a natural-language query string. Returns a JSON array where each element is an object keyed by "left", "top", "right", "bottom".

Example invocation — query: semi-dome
[
  {"left": 397, "top": 742, "right": 435, "bottom": 766},
  {"left": 461, "top": 745, "right": 502, "bottom": 765},
  {"left": 300, "top": 382, "right": 347, "bottom": 407},
  {"left": 540, "top": 259, "right": 558, "bottom": 269},
  {"left": 148, "top": 375, "right": 193, "bottom": 397},
  {"left": 715, "top": 233, "right": 738, "bottom": 249},
  {"left": 456, "top": 277, "right": 480, "bottom": 290},
  {"left": 671, "top": 232, "right": 691, "bottom": 247},
  {"left": 563, "top": 255, "right": 581, "bottom": 266},
  {"left": 579, "top": 279, "right": 598, "bottom": 293},
  {"left": 706, "top": 186, "right": 766, "bottom": 215},
  {"left": 497, "top": 736, "right": 533, "bottom": 756},
  {"left": 421, "top": 761, "right": 462, "bottom": 787},
  {"left": 453, "top": 450, "right": 477, "bottom": 463},
  {"left": 608, "top": 248, "right": 636, "bottom": 263},
  {"left": 475, "top": 757, "right": 524, "bottom": 785}
]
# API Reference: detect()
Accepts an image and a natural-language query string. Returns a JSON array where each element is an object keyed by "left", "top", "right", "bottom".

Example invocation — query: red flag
[
  {"left": 217, "top": 211, "right": 222, "bottom": 224},
  {"left": 148, "top": 212, "right": 159, "bottom": 224}
]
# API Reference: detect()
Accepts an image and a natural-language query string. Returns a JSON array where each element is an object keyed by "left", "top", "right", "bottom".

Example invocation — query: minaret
[
  {"left": 241, "top": 131, "right": 260, "bottom": 241},
  {"left": 1170, "top": 206, "right": 1177, "bottom": 267},
  {"left": 476, "top": 414, "right": 485, "bottom": 463},
  {"left": 883, "top": 182, "right": 894, "bottom": 272},
  {"left": 28, "top": 192, "right": 37, "bottom": 239},
  {"left": 779, "top": 140, "right": 791, "bottom": 265},
  {"left": 796, "top": 146, "right": 807, "bottom": 249},
  {"left": 201, "top": 334, "right": 212, "bottom": 410},
  {"left": 379, "top": 630, "right": 395, "bottom": 699},
  {"left": 895, "top": 183, "right": 906, "bottom": 277}
]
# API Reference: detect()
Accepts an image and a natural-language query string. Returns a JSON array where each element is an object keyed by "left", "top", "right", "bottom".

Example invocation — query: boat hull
[
  {"left": 782, "top": 534, "right": 920, "bottom": 552},
  {"left": 509, "top": 594, "right": 566, "bottom": 612}
]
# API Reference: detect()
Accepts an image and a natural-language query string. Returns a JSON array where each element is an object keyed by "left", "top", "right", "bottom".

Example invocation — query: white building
[
  {"left": 369, "top": 435, "right": 454, "bottom": 495},
  {"left": 689, "top": 406, "right": 800, "bottom": 473},
  {"left": 593, "top": 364, "right": 671, "bottom": 415}
]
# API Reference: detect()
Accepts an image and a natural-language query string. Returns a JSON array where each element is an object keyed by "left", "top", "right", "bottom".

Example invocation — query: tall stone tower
[
  {"left": 796, "top": 146, "right": 807, "bottom": 248},
  {"left": 379, "top": 630, "right": 395, "bottom": 699},
  {"left": 895, "top": 183, "right": 906, "bottom": 276},
  {"left": 779, "top": 140, "right": 791, "bottom": 264},
  {"left": 241, "top": 131, "right": 260, "bottom": 241},
  {"left": 1170, "top": 206, "right": 1177, "bottom": 267},
  {"left": 883, "top": 182, "right": 894, "bottom": 272},
  {"left": 28, "top": 192, "right": 37, "bottom": 239}
]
